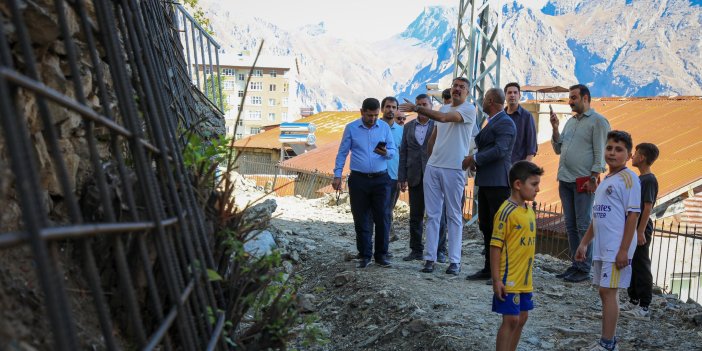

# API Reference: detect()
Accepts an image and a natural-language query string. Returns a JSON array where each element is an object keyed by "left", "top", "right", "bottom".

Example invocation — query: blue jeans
[{"left": 559, "top": 181, "right": 594, "bottom": 272}]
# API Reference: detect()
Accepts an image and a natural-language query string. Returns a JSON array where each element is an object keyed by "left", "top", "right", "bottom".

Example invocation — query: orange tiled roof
[
  {"left": 270, "top": 97, "right": 702, "bottom": 207},
  {"left": 533, "top": 96, "right": 702, "bottom": 206}
]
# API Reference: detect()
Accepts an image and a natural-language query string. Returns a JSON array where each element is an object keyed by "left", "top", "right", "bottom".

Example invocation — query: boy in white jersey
[{"left": 575, "top": 131, "right": 641, "bottom": 351}]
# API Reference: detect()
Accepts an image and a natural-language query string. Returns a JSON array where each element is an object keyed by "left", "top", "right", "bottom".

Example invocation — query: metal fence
[
  {"left": 236, "top": 159, "right": 702, "bottom": 303},
  {"left": 0, "top": 0, "right": 226, "bottom": 349},
  {"left": 174, "top": 3, "right": 223, "bottom": 112}
]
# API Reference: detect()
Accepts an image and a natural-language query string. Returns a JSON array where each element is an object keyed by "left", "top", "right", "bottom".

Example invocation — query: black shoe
[
  {"left": 436, "top": 251, "right": 447, "bottom": 263},
  {"left": 445, "top": 263, "right": 461, "bottom": 275},
  {"left": 357, "top": 258, "right": 371, "bottom": 268},
  {"left": 555, "top": 266, "right": 578, "bottom": 279},
  {"left": 403, "top": 251, "right": 423, "bottom": 261},
  {"left": 386, "top": 252, "right": 394, "bottom": 258},
  {"left": 375, "top": 258, "right": 392, "bottom": 267},
  {"left": 420, "top": 260, "right": 435, "bottom": 273},
  {"left": 466, "top": 269, "right": 491, "bottom": 280},
  {"left": 563, "top": 270, "right": 590, "bottom": 283},
  {"left": 481, "top": 248, "right": 486, "bottom": 255}
]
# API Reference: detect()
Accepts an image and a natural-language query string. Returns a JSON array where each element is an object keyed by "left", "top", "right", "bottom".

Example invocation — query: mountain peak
[
  {"left": 399, "top": 5, "right": 456, "bottom": 48},
  {"left": 299, "top": 21, "right": 326, "bottom": 36}
]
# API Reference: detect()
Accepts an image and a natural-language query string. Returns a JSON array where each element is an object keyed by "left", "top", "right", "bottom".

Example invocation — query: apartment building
[{"left": 217, "top": 54, "right": 295, "bottom": 140}]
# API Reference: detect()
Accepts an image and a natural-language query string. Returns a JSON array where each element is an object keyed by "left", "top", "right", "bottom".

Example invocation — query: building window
[
  {"left": 249, "top": 81, "right": 262, "bottom": 91},
  {"left": 268, "top": 112, "right": 276, "bottom": 121},
  {"left": 237, "top": 90, "right": 244, "bottom": 97},
  {"left": 268, "top": 98, "right": 276, "bottom": 106},
  {"left": 226, "top": 95, "right": 236, "bottom": 105},
  {"left": 250, "top": 96, "right": 262, "bottom": 105},
  {"left": 282, "top": 97, "right": 288, "bottom": 107},
  {"left": 238, "top": 73, "right": 245, "bottom": 81},
  {"left": 283, "top": 83, "right": 288, "bottom": 92},
  {"left": 252, "top": 69, "right": 263, "bottom": 77},
  {"left": 223, "top": 81, "right": 235, "bottom": 90},
  {"left": 238, "top": 120, "right": 244, "bottom": 126},
  {"left": 269, "top": 70, "right": 277, "bottom": 77},
  {"left": 269, "top": 84, "right": 277, "bottom": 92},
  {"left": 282, "top": 112, "right": 288, "bottom": 120},
  {"left": 250, "top": 127, "right": 261, "bottom": 134},
  {"left": 235, "top": 133, "right": 243, "bottom": 139},
  {"left": 222, "top": 68, "right": 234, "bottom": 75},
  {"left": 247, "top": 110, "right": 261, "bottom": 120}
]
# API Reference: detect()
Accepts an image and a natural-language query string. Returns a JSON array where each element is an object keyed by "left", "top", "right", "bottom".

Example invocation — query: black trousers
[
  {"left": 408, "top": 182, "right": 447, "bottom": 254},
  {"left": 478, "top": 186, "right": 511, "bottom": 271},
  {"left": 348, "top": 172, "right": 391, "bottom": 260},
  {"left": 628, "top": 230, "right": 653, "bottom": 307}
]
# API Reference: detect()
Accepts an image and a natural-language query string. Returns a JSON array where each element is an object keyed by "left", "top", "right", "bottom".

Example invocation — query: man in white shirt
[{"left": 400, "top": 77, "right": 477, "bottom": 275}]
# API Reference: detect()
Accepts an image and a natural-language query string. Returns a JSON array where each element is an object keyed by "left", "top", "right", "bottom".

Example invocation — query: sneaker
[
  {"left": 564, "top": 270, "right": 590, "bottom": 283},
  {"left": 621, "top": 306, "right": 650, "bottom": 320},
  {"left": 445, "top": 263, "right": 461, "bottom": 275},
  {"left": 436, "top": 251, "right": 447, "bottom": 263},
  {"left": 581, "top": 341, "right": 619, "bottom": 351},
  {"left": 556, "top": 266, "right": 579, "bottom": 279},
  {"left": 619, "top": 301, "right": 638, "bottom": 312},
  {"left": 402, "top": 251, "right": 423, "bottom": 261}
]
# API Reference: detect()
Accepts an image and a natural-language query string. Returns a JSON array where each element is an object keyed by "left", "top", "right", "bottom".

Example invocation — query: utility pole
[
  {"left": 453, "top": 0, "right": 502, "bottom": 128},
  {"left": 453, "top": 0, "right": 502, "bottom": 223}
]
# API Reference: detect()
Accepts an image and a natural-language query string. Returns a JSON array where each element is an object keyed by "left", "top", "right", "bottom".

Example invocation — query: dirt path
[{"left": 258, "top": 192, "right": 702, "bottom": 351}]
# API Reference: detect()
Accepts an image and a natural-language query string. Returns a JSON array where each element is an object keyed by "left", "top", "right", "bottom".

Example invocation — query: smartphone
[
  {"left": 376, "top": 141, "right": 387, "bottom": 149},
  {"left": 549, "top": 104, "right": 554, "bottom": 114}
]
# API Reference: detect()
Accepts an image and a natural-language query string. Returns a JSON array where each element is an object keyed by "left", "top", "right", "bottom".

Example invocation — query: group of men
[{"left": 332, "top": 77, "right": 539, "bottom": 278}]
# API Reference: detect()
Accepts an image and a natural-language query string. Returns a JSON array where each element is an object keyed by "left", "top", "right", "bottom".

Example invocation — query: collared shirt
[
  {"left": 334, "top": 118, "right": 396, "bottom": 178},
  {"left": 386, "top": 121, "right": 403, "bottom": 180},
  {"left": 551, "top": 108, "right": 610, "bottom": 182},
  {"left": 505, "top": 105, "right": 537, "bottom": 164},
  {"left": 414, "top": 120, "right": 430, "bottom": 146}
]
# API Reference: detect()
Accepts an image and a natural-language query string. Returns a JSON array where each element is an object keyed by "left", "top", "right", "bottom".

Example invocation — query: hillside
[{"left": 200, "top": 0, "right": 702, "bottom": 112}]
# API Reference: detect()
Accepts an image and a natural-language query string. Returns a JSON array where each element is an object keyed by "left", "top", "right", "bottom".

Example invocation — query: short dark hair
[
  {"left": 441, "top": 88, "right": 451, "bottom": 100},
  {"left": 509, "top": 161, "right": 544, "bottom": 188},
  {"left": 607, "top": 130, "right": 633, "bottom": 153},
  {"left": 361, "top": 98, "right": 380, "bottom": 111},
  {"left": 569, "top": 84, "right": 591, "bottom": 102},
  {"left": 415, "top": 93, "right": 429, "bottom": 101},
  {"left": 453, "top": 76, "right": 470, "bottom": 85},
  {"left": 381, "top": 96, "right": 398, "bottom": 108},
  {"left": 636, "top": 143, "right": 659, "bottom": 165},
  {"left": 486, "top": 87, "right": 505, "bottom": 105},
  {"left": 504, "top": 82, "right": 520, "bottom": 93}
]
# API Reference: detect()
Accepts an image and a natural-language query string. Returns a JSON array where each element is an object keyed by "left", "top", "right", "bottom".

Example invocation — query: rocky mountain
[{"left": 198, "top": 0, "right": 702, "bottom": 112}]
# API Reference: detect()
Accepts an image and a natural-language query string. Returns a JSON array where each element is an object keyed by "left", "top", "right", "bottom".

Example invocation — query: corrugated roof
[
  {"left": 533, "top": 97, "right": 702, "bottom": 206},
  {"left": 251, "top": 98, "right": 702, "bottom": 208},
  {"left": 522, "top": 85, "right": 569, "bottom": 93},
  {"left": 218, "top": 53, "right": 294, "bottom": 69}
]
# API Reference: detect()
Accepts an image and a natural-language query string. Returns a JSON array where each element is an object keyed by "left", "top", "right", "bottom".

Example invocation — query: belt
[{"left": 351, "top": 170, "right": 388, "bottom": 178}]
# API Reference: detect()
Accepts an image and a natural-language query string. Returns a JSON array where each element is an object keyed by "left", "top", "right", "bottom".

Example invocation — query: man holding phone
[
  {"left": 333, "top": 98, "right": 396, "bottom": 268},
  {"left": 550, "top": 84, "right": 611, "bottom": 282}
]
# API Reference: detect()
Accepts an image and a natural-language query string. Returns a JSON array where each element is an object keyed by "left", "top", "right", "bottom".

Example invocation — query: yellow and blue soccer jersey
[{"left": 490, "top": 199, "right": 536, "bottom": 293}]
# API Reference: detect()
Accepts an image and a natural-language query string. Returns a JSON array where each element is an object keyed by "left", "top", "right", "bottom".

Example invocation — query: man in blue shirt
[
  {"left": 333, "top": 98, "right": 396, "bottom": 268},
  {"left": 504, "top": 82, "right": 537, "bottom": 164},
  {"left": 380, "top": 96, "right": 404, "bottom": 243}
]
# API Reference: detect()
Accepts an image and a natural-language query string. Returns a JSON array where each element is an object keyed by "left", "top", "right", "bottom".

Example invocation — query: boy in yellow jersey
[
  {"left": 575, "top": 131, "right": 641, "bottom": 351},
  {"left": 490, "top": 160, "right": 543, "bottom": 351}
]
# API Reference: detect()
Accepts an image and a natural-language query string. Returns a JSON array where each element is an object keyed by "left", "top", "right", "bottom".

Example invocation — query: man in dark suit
[
  {"left": 463, "top": 88, "right": 516, "bottom": 281},
  {"left": 399, "top": 94, "right": 447, "bottom": 262}
]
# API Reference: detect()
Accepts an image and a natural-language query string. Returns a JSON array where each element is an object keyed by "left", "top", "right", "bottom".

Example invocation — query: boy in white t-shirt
[{"left": 575, "top": 130, "right": 641, "bottom": 351}]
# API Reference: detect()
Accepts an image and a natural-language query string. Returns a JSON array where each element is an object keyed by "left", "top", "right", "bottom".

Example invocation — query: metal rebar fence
[
  {"left": 0, "top": 0, "right": 227, "bottom": 349},
  {"left": 174, "top": 3, "right": 223, "bottom": 112}
]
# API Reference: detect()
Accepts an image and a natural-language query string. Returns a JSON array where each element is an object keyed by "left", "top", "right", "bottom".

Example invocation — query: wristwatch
[{"left": 589, "top": 176, "right": 597, "bottom": 182}]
